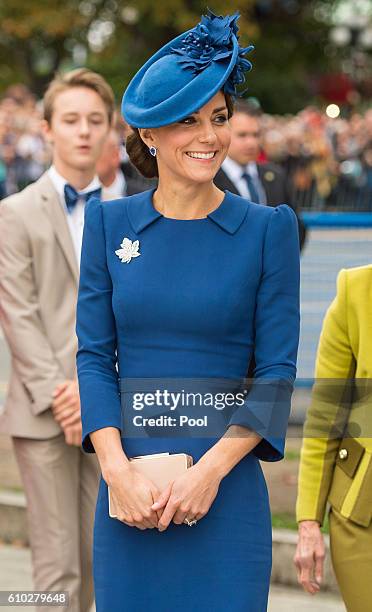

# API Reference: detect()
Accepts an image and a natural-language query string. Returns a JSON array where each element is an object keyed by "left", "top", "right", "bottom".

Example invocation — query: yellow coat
[{"left": 296, "top": 264, "right": 372, "bottom": 527}]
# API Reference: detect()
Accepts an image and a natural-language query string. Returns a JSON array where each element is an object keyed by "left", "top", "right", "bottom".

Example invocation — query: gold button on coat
[{"left": 339, "top": 448, "right": 348, "bottom": 460}]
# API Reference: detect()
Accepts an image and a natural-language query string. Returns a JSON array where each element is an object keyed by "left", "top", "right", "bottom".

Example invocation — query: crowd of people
[
  {"left": 1, "top": 82, "right": 371, "bottom": 210},
  {"left": 260, "top": 106, "right": 372, "bottom": 211}
]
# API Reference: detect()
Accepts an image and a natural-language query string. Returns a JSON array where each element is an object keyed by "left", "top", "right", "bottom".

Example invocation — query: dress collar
[
  {"left": 127, "top": 189, "right": 162, "bottom": 233},
  {"left": 127, "top": 188, "right": 249, "bottom": 235}
]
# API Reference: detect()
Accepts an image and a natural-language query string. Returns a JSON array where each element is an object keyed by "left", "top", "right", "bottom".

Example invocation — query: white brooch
[{"left": 115, "top": 237, "right": 141, "bottom": 264}]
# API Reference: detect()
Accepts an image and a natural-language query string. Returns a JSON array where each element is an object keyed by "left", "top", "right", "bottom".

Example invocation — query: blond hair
[{"left": 43, "top": 68, "right": 115, "bottom": 125}]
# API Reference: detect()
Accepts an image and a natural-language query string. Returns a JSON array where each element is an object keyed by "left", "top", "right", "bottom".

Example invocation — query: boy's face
[{"left": 43, "top": 86, "right": 110, "bottom": 173}]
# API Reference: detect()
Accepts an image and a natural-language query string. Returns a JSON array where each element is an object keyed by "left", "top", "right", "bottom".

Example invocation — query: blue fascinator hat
[{"left": 122, "top": 10, "right": 254, "bottom": 128}]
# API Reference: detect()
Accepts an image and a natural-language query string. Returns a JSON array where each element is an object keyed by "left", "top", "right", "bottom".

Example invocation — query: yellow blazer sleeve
[{"left": 296, "top": 269, "right": 356, "bottom": 524}]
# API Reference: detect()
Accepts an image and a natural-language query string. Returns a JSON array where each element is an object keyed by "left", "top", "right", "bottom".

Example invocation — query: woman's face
[{"left": 141, "top": 91, "right": 231, "bottom": 185}]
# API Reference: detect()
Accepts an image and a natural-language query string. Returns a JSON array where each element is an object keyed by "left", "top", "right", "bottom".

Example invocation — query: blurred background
[
  {"left": 0, "top": 2, "right": 371, "bottom": 608},
  {"left": 1, "top": 0, "right": 371, "bottom": 206},
  {"left": 1, "top": 0, "right": 371, "bottom": 405}
]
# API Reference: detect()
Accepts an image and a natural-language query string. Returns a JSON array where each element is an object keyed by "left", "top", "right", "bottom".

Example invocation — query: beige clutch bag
[{"left": 108, "top": 452, "right": 193, "bottom": 518}]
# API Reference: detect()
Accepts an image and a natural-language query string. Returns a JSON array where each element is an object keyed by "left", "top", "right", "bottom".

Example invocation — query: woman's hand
[
  {"left": 151, "top": 424, "right": 262, "bottom": 533},
  {"left": 294, "top": 520, "right": 325, "bottom": 594},
  {"left": 104, "top": 463, "right": 161, "bottom": 530},
  {"left": 151, "top": 462, "right": 222, "bottom": 531},
  {"left": 90, "top": 427, "right": 162, "bottom": 529}
]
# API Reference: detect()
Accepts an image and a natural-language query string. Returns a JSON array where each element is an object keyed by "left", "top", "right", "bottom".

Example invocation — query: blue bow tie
[{"left": 64, "top": 184, "right": 102, "bottom": 213}]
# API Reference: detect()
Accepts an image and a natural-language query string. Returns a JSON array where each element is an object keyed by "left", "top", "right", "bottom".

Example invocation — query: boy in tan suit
[{"left": 0, "top": 68, "right": 113, "bottom": 611}]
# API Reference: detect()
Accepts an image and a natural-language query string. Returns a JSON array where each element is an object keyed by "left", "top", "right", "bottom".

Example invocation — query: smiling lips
[{"left": 186, "top": 151, "right": 217, "bottom": 160}]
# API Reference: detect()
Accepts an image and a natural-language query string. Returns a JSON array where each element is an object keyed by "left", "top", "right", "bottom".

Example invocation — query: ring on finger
[{"left": 184, "top": 517, "right": 197, "bottom": 527}]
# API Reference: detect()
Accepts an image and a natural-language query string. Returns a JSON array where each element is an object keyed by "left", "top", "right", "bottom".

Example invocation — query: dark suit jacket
[
  {"left": 215, "top": 162, "right": 306, "bottom": 250},
  {"left": 121, "top": 160, "right": 157, "bottom": 196}
]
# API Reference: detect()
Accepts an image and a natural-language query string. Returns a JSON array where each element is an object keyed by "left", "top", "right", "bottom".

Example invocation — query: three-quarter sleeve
[
  {"left": 228, "top": 205, "right": 300, "bottom": 461},
  {"left": 76, "top": 198, "right": 122, "bottom": 453}
]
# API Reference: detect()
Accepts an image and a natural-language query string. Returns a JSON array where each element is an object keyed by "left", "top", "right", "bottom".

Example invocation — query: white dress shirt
[
  {"left": 102, "top": 170, "right": 126, "bottom": 200},
  {"left": 221, "top": 157, "right": 267, "bottom": 204},
  {"left": 47, "top": 165, "right": 101, "bottom": 264}
]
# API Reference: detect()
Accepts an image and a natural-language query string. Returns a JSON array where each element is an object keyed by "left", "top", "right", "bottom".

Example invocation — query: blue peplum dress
[{"left": 76, "top": 189, "right": 300, "bottom": 612}]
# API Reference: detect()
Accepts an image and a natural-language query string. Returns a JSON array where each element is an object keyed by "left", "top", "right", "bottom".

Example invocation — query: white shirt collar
[
  {"left": 222, "top": 157, "right": 259, "bottom": 181},
  {"left": 47, "top": 165, "right": 101, "bottom": 208}
]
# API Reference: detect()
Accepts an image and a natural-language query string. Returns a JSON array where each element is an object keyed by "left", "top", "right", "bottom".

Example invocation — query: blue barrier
[{"left": 301, "top": 212, "right": 372, "bottom": 227}]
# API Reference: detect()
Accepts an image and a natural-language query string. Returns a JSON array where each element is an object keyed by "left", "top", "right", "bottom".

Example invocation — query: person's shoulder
[
  {"left": 259, "top": 161, "right": 285, "bottom": 179},
  {"left": 96, "top": 190, "right": 154, "bottom": 234},
  {"left": 100, "top": 190, "right": 151, "bottom": 215},
  {"left": 226, "top": 190, "right": 267, "bottom": 214},
  {"left": 0, "top": 175, "right": 45, "bottom": 215},
  {"left": 330, "top": 266, "right": 372, "bottom": 321},
  {"left": 1, "top": 190, "right": 25, "bottom": 213},
  {"left": 263, "top": 203, "right": 298, "bottom": 240},
  {"left": 86, "top": 195, "right": 124, "bottom": 226},
  {"left": 339, "top": 264, "right": 372, "bottom": 293},
  {"left": 239, "top": 198, "right": 298, "bottom": 246},
  {"left": 227, "top": 191, "right": 289, "bottom": 222}
]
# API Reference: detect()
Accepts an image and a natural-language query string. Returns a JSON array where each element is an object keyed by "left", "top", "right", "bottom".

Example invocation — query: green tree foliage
[
  {"left": 0, "top": 0, "right": 91, "bottom": 93},
  {"left": 0, "top": 0, "right": 335, "bottom": 113},
  {"left": 88, "top": 0, "right": 256, "bottom": 102},
  {"left": 251, "top": 2, "right": 331, "bottom": 113}
]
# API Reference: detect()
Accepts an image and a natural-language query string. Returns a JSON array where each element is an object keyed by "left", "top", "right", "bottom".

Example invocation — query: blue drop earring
[{"left": 149, "top": 146, "right": 157, "bottom": 157}]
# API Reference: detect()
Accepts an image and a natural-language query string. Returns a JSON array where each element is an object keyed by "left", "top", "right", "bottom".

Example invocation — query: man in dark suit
[
  {"left": 214, "top": 101, "right": 306, "bottom": 250},
  {"left": 97, "top": 128, "right": 156, "bottom": 199}
]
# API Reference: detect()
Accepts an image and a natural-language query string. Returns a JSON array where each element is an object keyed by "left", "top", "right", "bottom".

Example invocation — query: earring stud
[{"left": 149, "top": 146, "right": 157, "bottom": 157}]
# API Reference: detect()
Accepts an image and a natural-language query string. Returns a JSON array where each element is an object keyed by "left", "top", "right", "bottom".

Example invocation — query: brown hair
[
  {"left": 233, "top": 98, "right": 262, "bottom": 117},
  {"left": 126, "top": 93, "right": 235, "bottom": 179},
  {"left": 43, "top": 68, "right": 115, "bottom": 125}
]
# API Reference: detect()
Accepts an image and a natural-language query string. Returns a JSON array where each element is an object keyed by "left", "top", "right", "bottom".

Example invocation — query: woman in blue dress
[{"left": 76, "top": 10, "right": 300, "bottom": 612}]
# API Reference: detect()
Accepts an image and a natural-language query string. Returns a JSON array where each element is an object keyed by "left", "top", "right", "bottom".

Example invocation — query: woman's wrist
[
  {"left": 89, "top": 427, "right": 131, "bottom": 484},
  {"left": 197, "top": 450, "right": 229, "bottom": 480},
  {"left": 198, "top": 426, "right": 262, "bottom": 479},
  {"left": 101, "top": 454, "right": 131, "bottom": 486},
  {"left": 197, "top": 442, "right": 239, "bottom": 480},
  {"left": 298, "top": 520, "right": 321, "bottom": 530}
]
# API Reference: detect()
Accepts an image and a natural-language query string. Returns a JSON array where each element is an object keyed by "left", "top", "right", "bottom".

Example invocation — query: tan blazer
[{"left": 0, "top": 172, "right": 79, "bottom": 438}]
